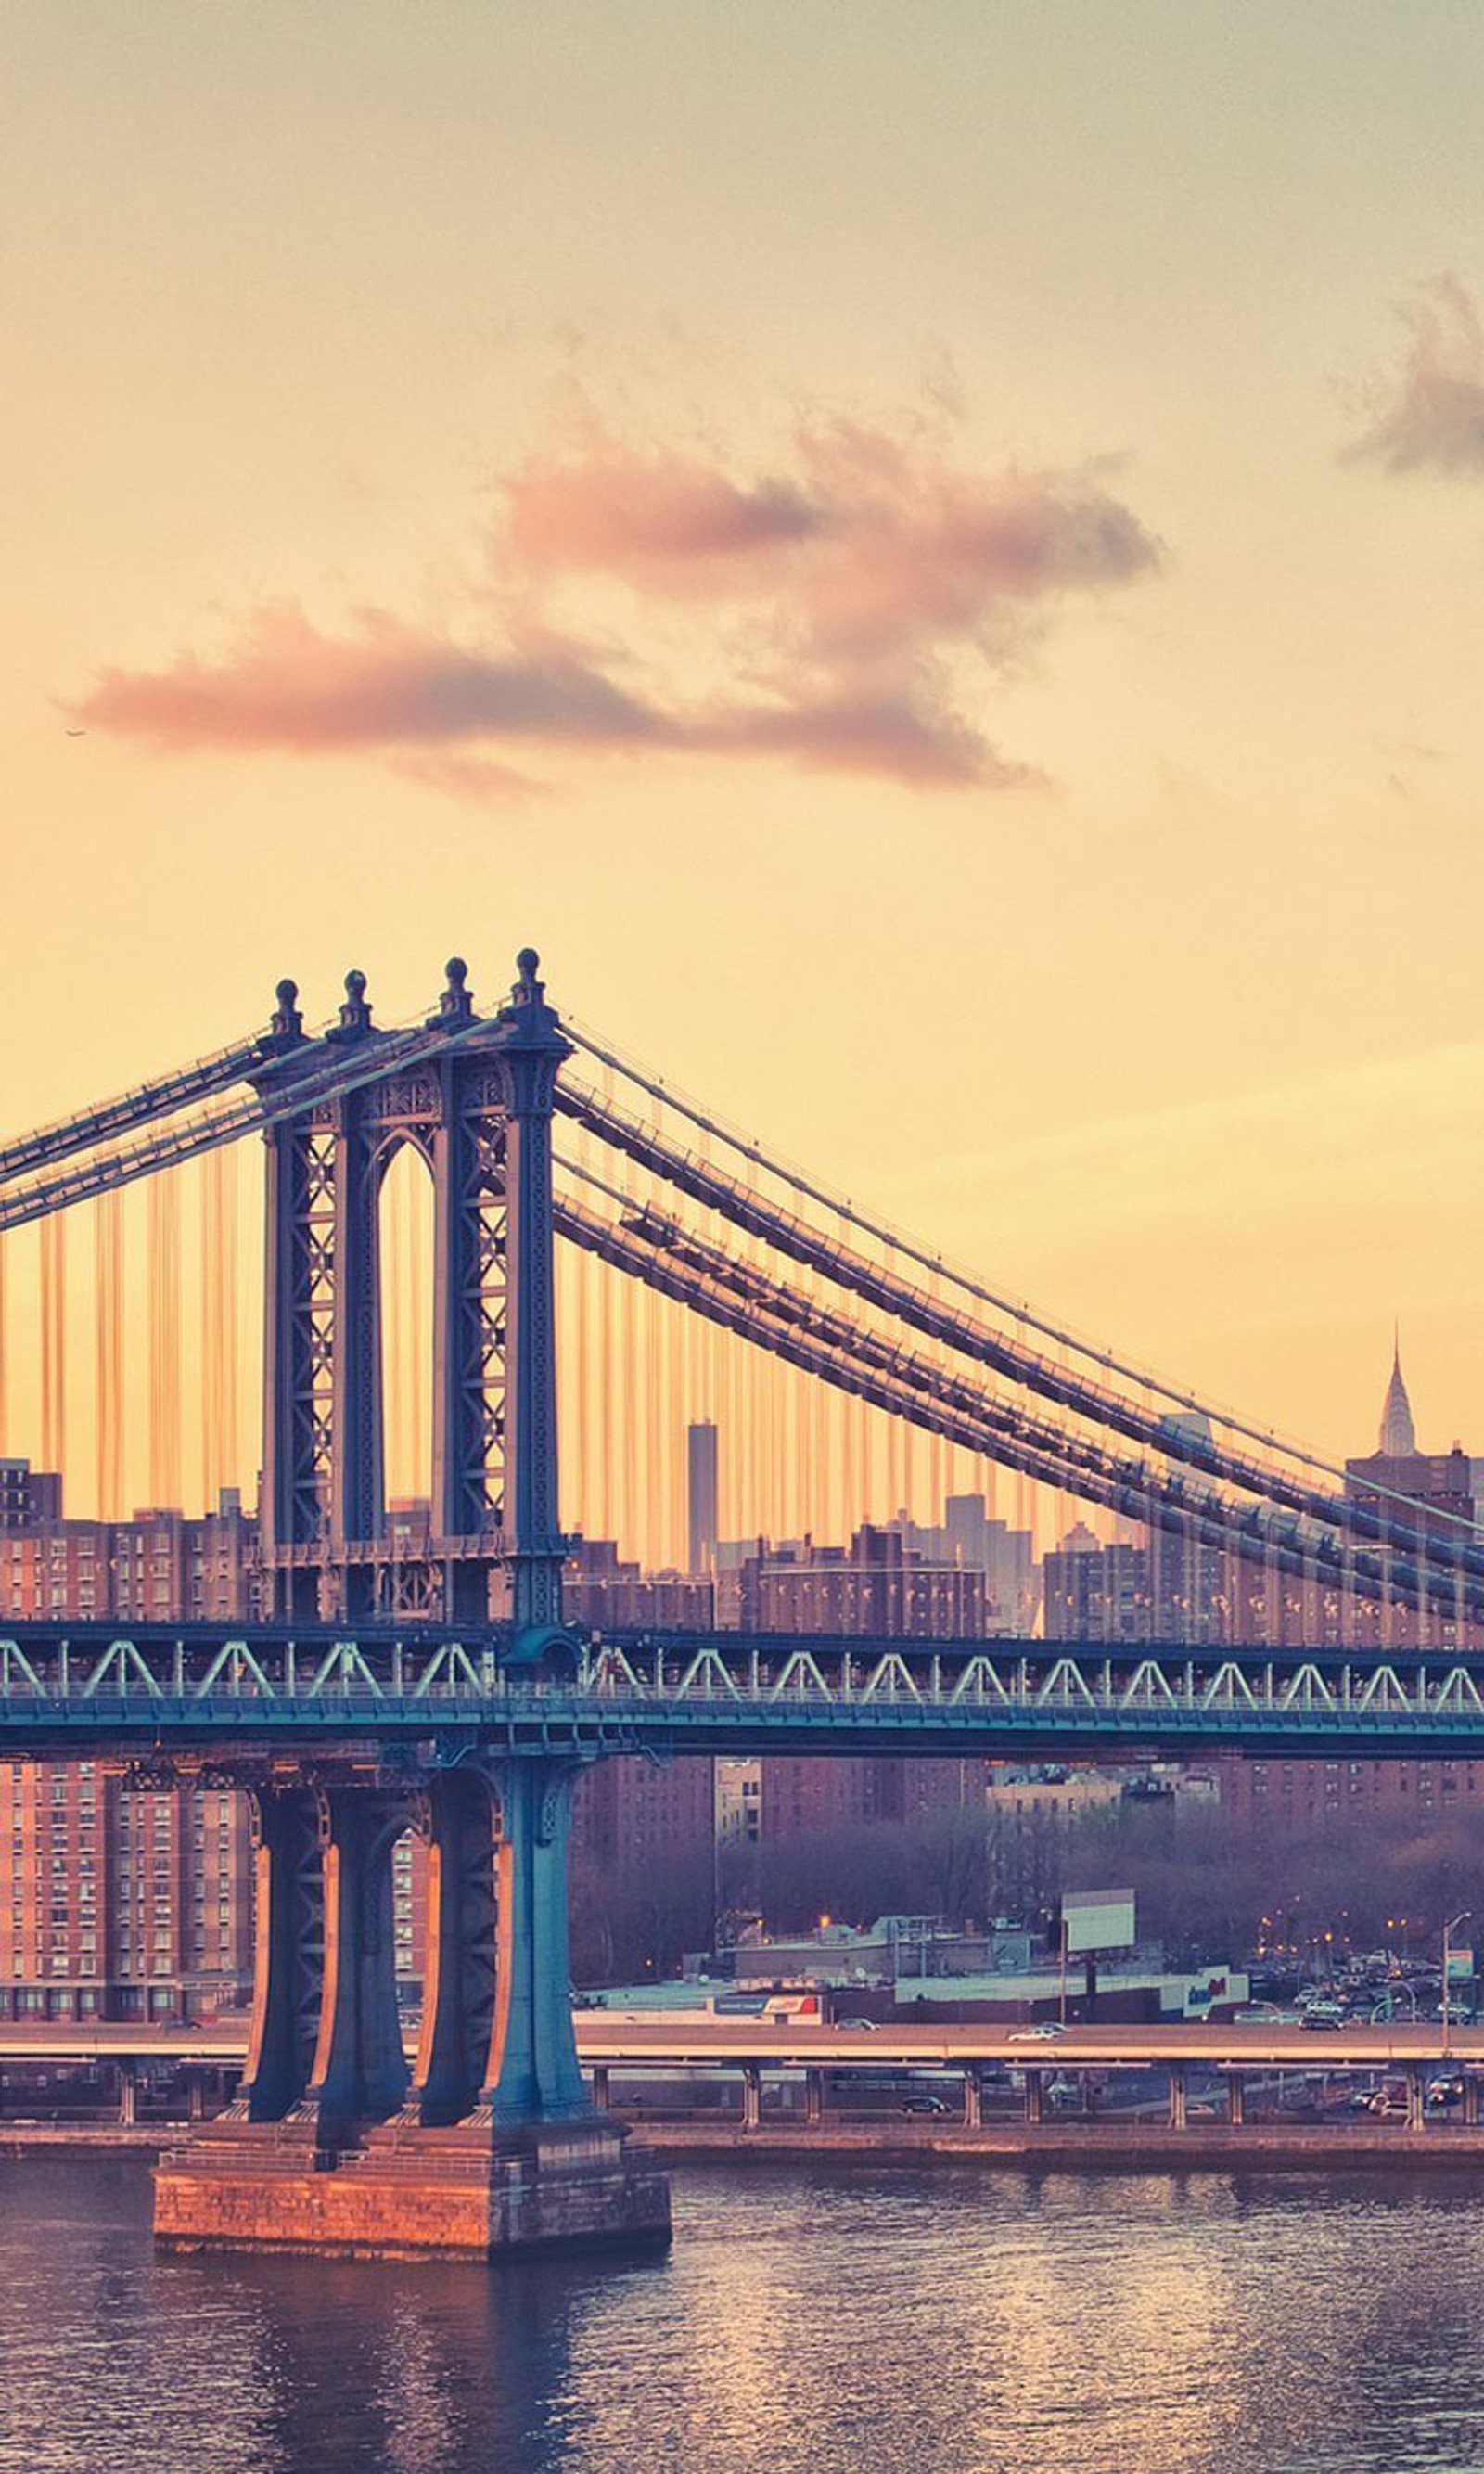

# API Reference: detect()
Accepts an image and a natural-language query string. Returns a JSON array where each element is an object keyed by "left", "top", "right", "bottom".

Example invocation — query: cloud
[
  {"left": 505, "top": 436, "right": 820, "bottom": 583},
  {"left": 1347, "top": 276, "right": 1484, "bottom": 476},
  {"left": 507, "top": 414, "right": 1159, "bottom": 665},
  {"left": 695, "top": 686, "right": 1034, "bottom": 788},
  {"left": 73, "top": 396, "right": 1162, "bottom": 797},
  {"left": 78, "top": 602, "right": 674, "bottom": 754}
]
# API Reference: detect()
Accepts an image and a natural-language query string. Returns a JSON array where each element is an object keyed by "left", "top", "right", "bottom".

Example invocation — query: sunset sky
[{"left": 6, "top": 1, "right": 1484, "bottom": 1493}]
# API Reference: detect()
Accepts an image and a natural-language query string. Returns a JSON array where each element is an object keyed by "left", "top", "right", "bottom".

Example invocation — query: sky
[{"left": 5, "top": 0, "right": 1484, "bottom": 1494}]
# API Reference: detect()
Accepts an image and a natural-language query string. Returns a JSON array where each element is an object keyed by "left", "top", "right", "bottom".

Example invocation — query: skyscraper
[
  {"left": 1379, "top": 1333, "right": 1418, "bottom": 1456},
  {"left": 687, "top": 1422, "right": 719, "bottom": 1578}
]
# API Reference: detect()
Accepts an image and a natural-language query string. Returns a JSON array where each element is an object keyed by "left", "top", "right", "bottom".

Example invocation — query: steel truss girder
[{"left": 8, "top": 1627, "right": 1484, "bottom": 1756}]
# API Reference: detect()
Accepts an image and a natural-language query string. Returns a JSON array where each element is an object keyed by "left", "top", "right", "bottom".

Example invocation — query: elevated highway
[{"left": 1, "top": 2016, "right": 1478, "bottom": 2073}]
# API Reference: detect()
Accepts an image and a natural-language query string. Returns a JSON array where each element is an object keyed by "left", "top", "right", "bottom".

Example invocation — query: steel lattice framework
[
  {"left": 253, "top": 956, "right": 566, "bottom": 1636},
  {"left": 3, "top": 1623, "right": 1484, "bottom": 1761}
]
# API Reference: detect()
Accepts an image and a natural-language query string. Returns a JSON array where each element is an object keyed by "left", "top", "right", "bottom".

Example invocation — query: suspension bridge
[{"left": 0, "top": 947, "right": 1478, "bottom": 2257}]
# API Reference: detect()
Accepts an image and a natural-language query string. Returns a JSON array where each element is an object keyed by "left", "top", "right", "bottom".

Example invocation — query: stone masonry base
[{"left": 153, "top": 2117, "right": 672, "bottom": 2262}]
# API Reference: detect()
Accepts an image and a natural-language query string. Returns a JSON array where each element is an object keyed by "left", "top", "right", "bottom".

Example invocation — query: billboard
[
  {"left": 1062, "top": 1888, "right": 1136, "bottom": 1955},
  {"left": 1446, "top": 1948, "right": 1475, "bottom": 1983}
]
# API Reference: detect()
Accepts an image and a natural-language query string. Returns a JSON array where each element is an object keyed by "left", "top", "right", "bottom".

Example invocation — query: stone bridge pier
[{"left": 154, "top": 1757, "right": 671, "bottom": 2260}]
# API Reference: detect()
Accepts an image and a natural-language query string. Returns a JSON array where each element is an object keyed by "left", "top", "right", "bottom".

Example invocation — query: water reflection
[{"left": 6, "top": 2158, "right": 1484, "bottom": 2472}]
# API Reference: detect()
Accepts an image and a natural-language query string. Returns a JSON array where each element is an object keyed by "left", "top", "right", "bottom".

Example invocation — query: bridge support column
[
  {"left": 186, "top": 2069, "right": 208, "bottom": 2123},
  {"left": 805, "top": 2068, "right": 824, "bottom": 2127},
  {"left": 117, "top": 2060, "right": 138, "bottom": 2127},
  {"left": 962, "top": 2070, "right": 982, "bottom": 2130},
  {"left": 1465, "top": 2077, "right": 1480, "bottom": 2127},
  {"left": 1024, "top": 2070, "right": 1044, "bottom": 2126},
  {"left": 1227, "top": 2072, "right": 1246, "bottom": 2127},
  {"left": 591, "top": 2067, "right": 611, "bottom": 2113},
  {"left": 1168, "top": 2065, "right": 1188, "bottom": 2131},
  {"left": 1408, "top": 2069, "right": 1427, "bottom": 2132},
  {"left": 156, "top": 1752, "right": 669, "bottom": 2261},
  {"left": 292, "top": 1786, "right": 410, "bottom": 2144},
  {"left": 741, "top": 2065, "right": 762, "bottom": 2131},
  {"left": 404, "top": 1767, "right": 498, "bottom": 2126},
  {"left": 233, "top": 1785, "right": 325, "bottom": 2122},
  {"left": 476, "top": 1759, "right": 589, "bottom": 2125}
]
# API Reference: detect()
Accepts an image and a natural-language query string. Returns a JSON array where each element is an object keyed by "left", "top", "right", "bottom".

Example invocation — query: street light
[{"left": 1442, "top": 1912, "right": 1472, "bottom": 2058}]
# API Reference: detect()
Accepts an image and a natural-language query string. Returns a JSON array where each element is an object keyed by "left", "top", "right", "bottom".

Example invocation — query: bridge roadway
[
  {"left": 1, "top": 2019, "right": 1479, "bottom": 2073},
  {"left": 6, "top": 1625, "right": 1484, "bottom": 1758}
]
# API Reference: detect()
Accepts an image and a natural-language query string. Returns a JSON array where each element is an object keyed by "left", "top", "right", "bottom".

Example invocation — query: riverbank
[
  {"left": 0, "top": 2124, "right": 164, "bottom": 2157},
  {"left": 13, "top": 2117, "right": 1484, "bottom": 2172},
  {"left": 628, "top": 2119, "right": 1484, "bottom": 2170}
]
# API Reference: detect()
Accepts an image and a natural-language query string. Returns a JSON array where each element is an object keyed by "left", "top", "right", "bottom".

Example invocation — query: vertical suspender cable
[
  {"left": 572, "top": 1218, "right": 590, "bottom": 1543},
  {"left": 638, "top": 1266, "right": 658, "bottom": 1553},
  {"left": 40, "top": 1214, "right": 65, "bottom": 1478},
  {"left": 668, "top": 1284, "right": 684, "bottom": 1573},
  {"left": 148, "top": 1173, "right": 182, "bottom": 1508},
  {"left": 201, "top": 1148, "right": 237, "bottom": 1507},
  {"left": 93, "top": 1190, "right": 123, "bottom": 1519},
  {"left": 597, "top": 1250, "right": 613, "bottom": 1547}
]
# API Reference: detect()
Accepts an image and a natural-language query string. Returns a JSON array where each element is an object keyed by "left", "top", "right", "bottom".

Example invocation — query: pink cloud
[
  {"left": 73, "top": 397, "right": 1162, "bottom": 797},
  {"left": 696, "top": 688, "right": 1033, "bottom": 789},
  {"left": 77, "top": 602, "right": 674, "bottom": 754},
  {"left": 1348, "top": 276, "right": 1484, "bottom": 476},
  {"left": 791, "top": 419, "right": 1158, "bottom": 663},
  {"left": 506, "top": 437, "right": 817, "bottom": 587},
  {"left": 505, "top": 415, "right": 1160, "bottom": 663}
]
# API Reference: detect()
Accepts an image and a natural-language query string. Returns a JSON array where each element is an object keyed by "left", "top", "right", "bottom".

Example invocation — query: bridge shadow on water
[
  {"left": 0, "top": 2151, "right": 670, "bottom": 2474},
  {"left": 156, "top": 2226, "right": 669, "bottom": 2474}
]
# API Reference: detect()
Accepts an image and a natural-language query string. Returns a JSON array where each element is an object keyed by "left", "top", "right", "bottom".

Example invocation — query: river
[{"left": 3, "top": 2154, "right": 1484, "bottom": 2471}]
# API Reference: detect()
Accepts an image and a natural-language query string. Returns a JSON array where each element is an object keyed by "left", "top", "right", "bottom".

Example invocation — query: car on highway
[
  {"left": 900, "top": 2094, "right": 951, "bottom": 2115},
  {"left": 837, "top": 2017, "right": 878, "bottom": 2031},
  {"left": 1007, "top": 2022, "right": 1068, "bottom": 2043},
  {"left": 1299, "top": 2004, "right": 1346, "bottom": 2031}
]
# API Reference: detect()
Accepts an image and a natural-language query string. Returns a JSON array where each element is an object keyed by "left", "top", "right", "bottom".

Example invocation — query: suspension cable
[
  {"left": 556, "top": 1084, "right": 1484, "bottom": 1572},
  {"left": 565, "top": 1020, "right": 1472, "bottom": 1539}
]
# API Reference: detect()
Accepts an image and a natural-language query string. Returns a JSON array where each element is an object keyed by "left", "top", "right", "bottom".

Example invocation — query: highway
[
  {"left": 574, "top": 2019, "right": 1484, "bottom": 2072},
  {"left": 1, "top": 2019, "right": 1481, "bottom": 2073}
]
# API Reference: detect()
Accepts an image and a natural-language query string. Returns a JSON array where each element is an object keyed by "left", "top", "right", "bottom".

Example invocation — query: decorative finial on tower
[
  {"left": 494, "top": 945, "right": 567, "bottom": 1052},
  {"left": 1379, "top": 1327, "right": 1417, "bottom": 1457},
  {"left": 269, "top": 978, "right": 303, "bottom": 1043},
  {"left": 438, "top": 955, "right": 475, "bottom": 1022},
  {"left": 332, "top": 968, "right": 373, "bottom": 1041}
]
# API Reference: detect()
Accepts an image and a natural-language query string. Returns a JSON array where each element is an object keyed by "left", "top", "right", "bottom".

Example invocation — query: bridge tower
[
  {"left": 255, "top": 949, "right": 569, "bottom": 1653},
  {"left": 154, "top": 951, "right": 670, "bottom": 2260}
]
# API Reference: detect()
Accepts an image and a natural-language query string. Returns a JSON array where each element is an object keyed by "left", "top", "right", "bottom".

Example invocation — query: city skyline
[
  {"left": 0, "top": 1323, "right": 1454, "bottom": 1580},
  {"left": 6, "top": 5, "right": 1484, "bottom": 1477}
]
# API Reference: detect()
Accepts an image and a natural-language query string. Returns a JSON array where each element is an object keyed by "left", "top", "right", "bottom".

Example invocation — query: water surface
[{"left": 3, "top": 2155, "right": 1484, "bottom": 2472}]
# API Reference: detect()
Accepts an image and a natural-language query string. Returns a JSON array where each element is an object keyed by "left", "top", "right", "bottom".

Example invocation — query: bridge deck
[{"left": 2, "top": 1625, "right": 1484, "bottom": 1755}]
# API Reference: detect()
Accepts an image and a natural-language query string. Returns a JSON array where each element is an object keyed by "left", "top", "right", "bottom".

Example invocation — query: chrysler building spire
[{"left": 1379, "top": 1329, "right": 1417, "bottom": 1456}]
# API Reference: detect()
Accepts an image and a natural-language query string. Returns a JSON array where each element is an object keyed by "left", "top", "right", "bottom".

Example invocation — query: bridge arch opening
[{"left": 377, "top": 1137, "right": 435, "bottom": 1531}]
